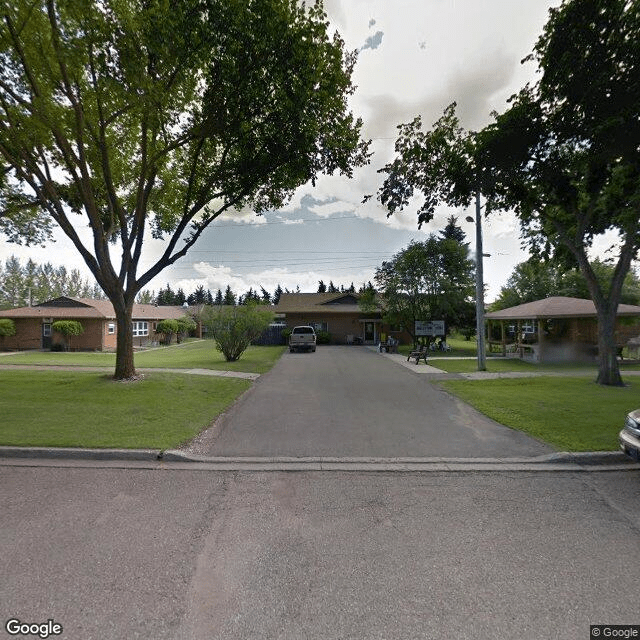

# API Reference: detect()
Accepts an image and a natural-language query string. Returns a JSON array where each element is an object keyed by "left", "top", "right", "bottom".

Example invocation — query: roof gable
[
  {"left": 322, "top": 294, "right": 359, "bottom": 305},
  {"left": 35, "top": 296, "right": 93, "bottom": 308}
]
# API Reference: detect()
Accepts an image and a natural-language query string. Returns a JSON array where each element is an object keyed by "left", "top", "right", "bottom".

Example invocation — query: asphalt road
[
  {"left": 198, "top": 346, "right": 553, "bottom": 458},
  {"left": 1, "top": 465, "right": 639, "bottom": 640}
]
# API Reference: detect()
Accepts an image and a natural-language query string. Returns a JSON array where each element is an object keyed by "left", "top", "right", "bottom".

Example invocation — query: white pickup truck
[{"left": 289, "top": 326, "right": 317, "bottom": 353}]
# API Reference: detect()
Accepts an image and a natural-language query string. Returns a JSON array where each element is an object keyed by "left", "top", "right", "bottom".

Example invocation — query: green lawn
[
  {"left": 439, "top": 376, "right": 637, "bottom": 451},
  {"left": 398, "top": 335, "right": 477, "bottom": 358},
  {"left": 430, "top": 358, "right": 542, "bottom": 374},
  {"left": 0, "top": 370, "right": 251, "bottom": 449},
  {"left": 0, "top": 340, "right": 286, "bottom": 373}
]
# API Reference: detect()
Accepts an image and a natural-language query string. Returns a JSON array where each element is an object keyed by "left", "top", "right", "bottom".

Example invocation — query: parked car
[
  {"left": 619, "top": 408, "right": 640, "bottom": 461},
  {"left": 289, "top": 326, "right": 316, "bottom": 353}
]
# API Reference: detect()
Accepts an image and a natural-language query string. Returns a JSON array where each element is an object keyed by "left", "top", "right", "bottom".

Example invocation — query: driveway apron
[{"left": 204, "top": 345, "right": 554, "bottom": 458}]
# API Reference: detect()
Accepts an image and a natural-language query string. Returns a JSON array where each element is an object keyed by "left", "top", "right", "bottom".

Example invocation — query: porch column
[
  {"left": 537, "top": 319, "right": 545, "bottom": 363},
  {"left": 501, "top": 321, "right": 506, "bottom": 357},
  {"left": 517, "top": 320, "right": 523, "bottom": 358}
]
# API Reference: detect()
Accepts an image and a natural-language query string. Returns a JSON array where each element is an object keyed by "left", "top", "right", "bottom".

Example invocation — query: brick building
[
  {"left": 0, "top": 296, "right": 193, "bottom": 351},
  {"left": 275, "top": 292, "right": 411, "bottom": 345}
]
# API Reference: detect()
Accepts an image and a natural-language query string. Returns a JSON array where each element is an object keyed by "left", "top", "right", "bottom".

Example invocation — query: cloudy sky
[{"left": 3, "top": 0, "right": 573, "bottom": 301}]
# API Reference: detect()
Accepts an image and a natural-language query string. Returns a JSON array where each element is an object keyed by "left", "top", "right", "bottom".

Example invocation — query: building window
[
  {"left": 132, "top": 321, "right": 148, "bottom": 337},
  {"left": 107, "top": 323, "right": 115, "bottom": 335},
  {"left": 42, "top": 323, "right": 51, "bottom": 337},
  {"left": 311, "top": 322, "right": 328, "bottom": 333}
]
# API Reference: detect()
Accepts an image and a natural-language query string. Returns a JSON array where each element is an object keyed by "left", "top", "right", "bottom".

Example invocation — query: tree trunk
[
  {"left": 114, "top": 303, "right": 136, "bottom": 380},
  {"left": 595, "top": 306, "right": 624, "bottom": 386}
]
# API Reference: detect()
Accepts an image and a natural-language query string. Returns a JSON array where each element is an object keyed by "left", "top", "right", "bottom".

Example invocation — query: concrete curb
[
  {"left": 0, "top": 446, "right": 162, "bottom": 461},
  {"left": 1, "top": 446, "right": 639, "bottom": 472}
]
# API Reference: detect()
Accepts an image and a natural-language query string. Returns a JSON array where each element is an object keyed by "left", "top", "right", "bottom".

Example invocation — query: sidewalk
[
  {"left": 0, "top": 364, "right": 259, "bottom": 380},
  {"left": 370, "top": 346, "right": 640, "bottom": 379}
]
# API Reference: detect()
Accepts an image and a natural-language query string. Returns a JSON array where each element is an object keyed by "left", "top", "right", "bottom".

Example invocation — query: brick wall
[
  {"left": 283, "top": 313, "right": 411, "bottom": 345},
  {"left": 0, "top": 318, "right": 41, "bottom": 350}
]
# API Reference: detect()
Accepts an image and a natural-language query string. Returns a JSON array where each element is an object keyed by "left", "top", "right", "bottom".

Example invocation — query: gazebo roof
[{"left": 485, "top": 296, "right": 640, "bottom": 320}]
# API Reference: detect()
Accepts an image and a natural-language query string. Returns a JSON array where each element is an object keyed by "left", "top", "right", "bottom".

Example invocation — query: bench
[{"left": 407, "top": 345, "right": 428, "bottom": 364}]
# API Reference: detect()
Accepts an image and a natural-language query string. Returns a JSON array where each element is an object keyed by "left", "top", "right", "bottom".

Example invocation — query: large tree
[
  {"left": 474, "top": 0, "right": 640, "bottom": 385},
  {"left": 492, "top": 258, "right": 640, "bottom": 311},
  {"left": 0, "top": 0, "right": 369, "bottom": 379},
  {"left": 374, "top": 237, "right": 475, "bottom": 346},
  {"left": 376, "top": 0, "right": 640, "bottom": 385}
]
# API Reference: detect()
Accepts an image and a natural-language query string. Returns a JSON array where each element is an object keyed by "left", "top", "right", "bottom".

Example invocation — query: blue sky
[{"left": 6, "top": 0, "right": 605, "bottom": 301}]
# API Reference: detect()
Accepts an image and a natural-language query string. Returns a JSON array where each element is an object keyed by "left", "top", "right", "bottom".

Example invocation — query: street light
[{"left": 466, "top": 191, "right": 487, "bottom": 371}]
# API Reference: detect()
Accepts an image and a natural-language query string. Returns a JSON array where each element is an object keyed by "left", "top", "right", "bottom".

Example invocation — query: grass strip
[
  {"left": 0, "top": 341, "right": 286, "bottom": 374},
  {"left": 439, "top": 376, "right": 637, "bottom": 451},
  {"left": 0, "top": 370, "right": 251, "bottom": 449}
]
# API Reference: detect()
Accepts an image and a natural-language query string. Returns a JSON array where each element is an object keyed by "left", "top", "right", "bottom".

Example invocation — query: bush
[
  {"left": 51, "top": 320, "right": 84, "bottom": 351},
  {"left": 281, "top": 328, "right": 292, "bottom": 341},
  {"left": 204, "top": 304, "right": 274, "bottom": 361},
  {"left": 0, "top": 319, "right": 16, "bottom": 337},
  {"left": 316, "top": 330, "right": 331, "bottom": 344},
  {"left": 156, "top": 319, "right": 180, "bottom": 345},
  {"left": 176, "top": 315, "right": 197, "bottom": 343}
]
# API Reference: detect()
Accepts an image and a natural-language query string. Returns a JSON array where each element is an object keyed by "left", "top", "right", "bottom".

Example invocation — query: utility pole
[{"left": 466, "top": 191, "right": 486, "bottom": 371}]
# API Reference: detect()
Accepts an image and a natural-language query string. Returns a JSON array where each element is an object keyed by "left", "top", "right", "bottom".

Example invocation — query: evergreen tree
[
  {"left": 157, "top": 284, "right": 175, "bottom": 305},
  {"left": 439, "top": 215, "right": 467, "bottom": 245},
  {"left": 223, "top": 285, "right": 236, "bottom": 306},
  {"left": 175, "top": 288, "right": 186, "bottom": 305},
  {"left": 317, "top": 280, "right": 327, "bottom": 293},
  {"left": 1, "top": 256, "right": 23, "bottom": 307},
  {"left": 23, "top": 259, "right": 39, "bottom": 305},
  {"left": 328, "top": 281, "right": 338, "bottom": 293},
  {"left": 192, "top": 284, "right": 207, "bottom": 304},
  {"left": 272, "top": 284, "right": 283, "bottom": 305},
  {"left": 214, "top": 289, "right": 223, "bottom": 305},
  {"left": 260, "top": 287, "right": 271, "bottom": 304},
  {"left": 206, "top": 289, "right": 214, "bottom": 305},
  {"left": 136, "top": 290, "right": 156, "bottom": 304}
]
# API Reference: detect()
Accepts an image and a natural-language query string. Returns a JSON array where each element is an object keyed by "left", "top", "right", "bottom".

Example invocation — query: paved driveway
[{"left": 199, "top": 346, "right": 553, "bottom": 458}]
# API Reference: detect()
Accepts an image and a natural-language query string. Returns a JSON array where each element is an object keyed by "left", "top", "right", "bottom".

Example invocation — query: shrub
[
  {"left": 156, "top": 319, "right": 180, "bottom": 345},
  {"left": 0, "top": 319, "right": 16, "bottom": 337},
  {"left": 176, "top": 315, "right": 197, "bottom": 343},
  {"left": 316, "top": 330, "right": 331, "bottom": 344},
  {"left": 281, "top": 328, "right": 292, "bottom": 341},
  {"left": 204, "top": 304, "right": 274, "bottom": 361},
  {"left": 51, "top": 320, "right": 84, "bottom": 351}
]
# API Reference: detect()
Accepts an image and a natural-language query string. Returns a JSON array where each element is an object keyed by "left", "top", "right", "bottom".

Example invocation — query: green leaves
[
  {"left": 1, "top": 0, "right": 368, "bottom": 376},
  {"left": 203, "top": 304, "right": 274, "bottom": 362},
  {"left": 374, "top": 236, "right": 475, "bottom": 340},
  {"left": 0, "top": 318, "right": 16, "bottom": 336},
  {"left": 377, "top": 104, "right": 476, "bottom": 228},
  {"left": 51, "top": 320, "right": 84, "bottom": 336}
]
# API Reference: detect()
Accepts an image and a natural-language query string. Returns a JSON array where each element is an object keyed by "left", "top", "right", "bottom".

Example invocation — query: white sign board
[{"left": 415, "top": 320, "right": 445, "bottom": 336}]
